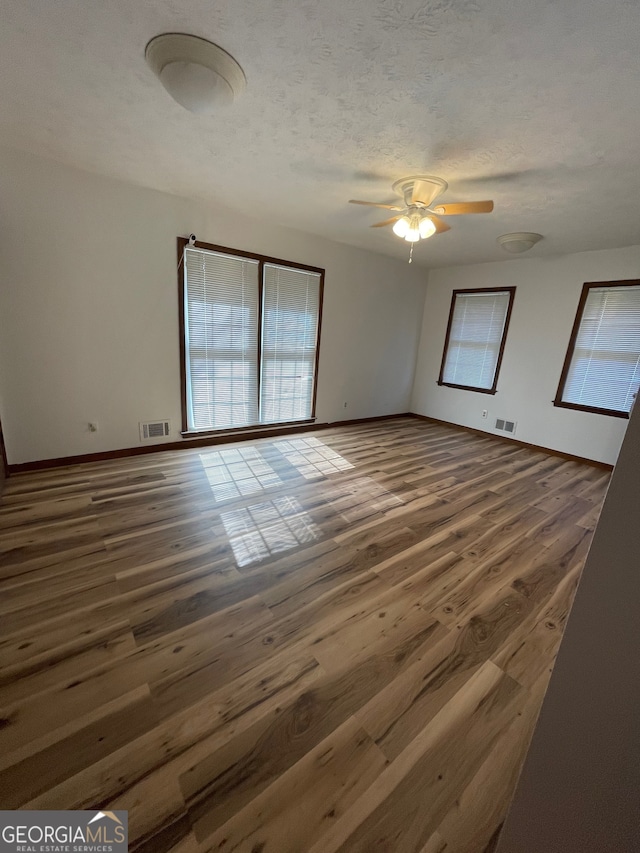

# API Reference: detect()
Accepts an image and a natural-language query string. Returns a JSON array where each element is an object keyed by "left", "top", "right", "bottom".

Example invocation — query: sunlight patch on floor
[
  {"left": 272, "top": 436, "right": 354, "bottom": 479},
  {"left": 199, "top": 446, "right": 283, "bottom": 502},
  {"left": 200, "top": 437, "right": 355, "bottom": 504},
  {"left": 221, "top": 495, "right": 321, "bottom": 567}
]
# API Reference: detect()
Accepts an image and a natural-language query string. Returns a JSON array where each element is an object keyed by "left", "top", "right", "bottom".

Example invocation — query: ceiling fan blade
[
  {"left": 411, "top": 180, "right": 443, "bottom": 206},
  {"left": 429, "top": 215, "right": 451, "bottom": 234},
  {"left": 431, "top": 200, "right": 494, "bottom": 215},
  {"left": 371, "top": 216, "right": 401, "bottom": 228},
  {"left": 349, "top": 199, "right": 403, "bottom": 210}
]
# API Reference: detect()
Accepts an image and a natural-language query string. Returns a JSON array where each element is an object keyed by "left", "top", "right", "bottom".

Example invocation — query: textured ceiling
[{"left": 1, "top": 0, "right": 640, "bottom": 268}]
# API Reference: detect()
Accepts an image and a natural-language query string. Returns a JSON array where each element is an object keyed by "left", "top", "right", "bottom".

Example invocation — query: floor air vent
[
  {"left": 495, "top": 418, "right": 517, "bottom": 435},
  {"left": 139, "top": 420, "right": 171, "bottom": 441}
]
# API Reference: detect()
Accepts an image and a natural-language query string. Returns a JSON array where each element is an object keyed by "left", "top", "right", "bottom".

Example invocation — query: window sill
[
  {"left": 552, "top": 400, "right": 630, "bottom": 419},
  {"left": 181, "top": 418, "right": 317, "bottom": 440},
  {"left": 437, "top": 381, "right": 497, "bottom": 395}
]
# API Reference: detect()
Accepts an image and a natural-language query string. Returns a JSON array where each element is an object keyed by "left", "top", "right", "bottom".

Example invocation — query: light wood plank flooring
[{"left": 0, "top": 418, "right": 610, "bottom": 852}]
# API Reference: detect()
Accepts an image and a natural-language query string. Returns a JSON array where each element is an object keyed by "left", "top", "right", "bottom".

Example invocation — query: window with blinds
[
  {"left": 555, "top": 280, "right": 640, "bottom": 417},
  {"left": 438, "top": 288, "right": 515, "bottom": 394},
  {"left": 261, "top": 264, "right": 321, "bottom": 423},
  {"left": 181, "top": 242, "right": 323, "bottom": 433}
]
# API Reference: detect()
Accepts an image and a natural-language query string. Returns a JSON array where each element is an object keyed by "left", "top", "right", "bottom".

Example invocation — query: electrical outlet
[
  {"left": 88, "top": 422, "right": 98, "bottom": 432},
  {"left": 482, "top": 410, "right": 488, "bottom": 419}
]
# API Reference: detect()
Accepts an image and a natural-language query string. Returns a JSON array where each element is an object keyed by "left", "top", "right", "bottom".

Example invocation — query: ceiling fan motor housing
[{"left": 392, "top": 175, "right": 448, "bottom": 207}]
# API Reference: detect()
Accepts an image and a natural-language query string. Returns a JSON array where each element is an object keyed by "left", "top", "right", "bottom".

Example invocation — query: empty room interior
[{"left": 1, "top": 2, "right": 640, "bottom": 852}]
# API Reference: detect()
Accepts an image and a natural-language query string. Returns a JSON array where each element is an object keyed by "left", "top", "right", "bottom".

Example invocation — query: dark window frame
[
  {"left": 437, "top": 286, "right": 516, "bottom": 395},
  {"left": 178, "top": 237, "right": 325, "bottom": 437},
  {"left": 553, "top": 278, "right": 640, "bottom": 419}
]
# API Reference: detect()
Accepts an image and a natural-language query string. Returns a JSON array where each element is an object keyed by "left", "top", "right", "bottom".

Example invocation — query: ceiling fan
[{"left": 349, "top": 175, "right": 494, "bottom": 246}]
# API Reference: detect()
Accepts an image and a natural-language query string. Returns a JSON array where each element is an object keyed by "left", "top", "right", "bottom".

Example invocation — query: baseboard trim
[
  {"left": 6, "top": 413, "right": 412, "bottom": 475},
  {"left": 322, "top": 413, "right": 412, "bottom": 429},
  {"left": 409, "top": 413, "right": 614, "bottom": 471},
  {"left": 7, "top": 422, "right": 327, "bottom": 474},
  {"left": 9, "top": 411, "right": 608, "bottom": 475}
]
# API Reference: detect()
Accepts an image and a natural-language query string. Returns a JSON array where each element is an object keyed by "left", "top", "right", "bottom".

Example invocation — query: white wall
[
  {"left": 496, "top": 383, "right": 640, "bottom": 853},
  {"left": 0, "top": 147, "right": 427, "bottom": 465},
  {"left": 411, "top": 248, "right": 640, "bottom": 465}
]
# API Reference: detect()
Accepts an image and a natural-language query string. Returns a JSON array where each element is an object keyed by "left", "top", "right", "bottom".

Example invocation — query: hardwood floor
[{"left": 0, "top": 417, "right": 610, "bottom": 852}]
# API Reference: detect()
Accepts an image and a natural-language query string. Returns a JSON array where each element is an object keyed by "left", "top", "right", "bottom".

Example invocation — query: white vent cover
[
  {"left": 495, "top": 418, "right": 517, "bottom": 435},
  {"left": 139, "top": 420, "right": 171, "bottom": 441}
]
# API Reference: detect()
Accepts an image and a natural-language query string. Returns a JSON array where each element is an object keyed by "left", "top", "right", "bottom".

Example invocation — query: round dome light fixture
[
  {"left": 145, "top": 33, "right": 246, "bottom": 113},
  {"left": 497, "top": 232, "right": 543, "bottom": 254}
]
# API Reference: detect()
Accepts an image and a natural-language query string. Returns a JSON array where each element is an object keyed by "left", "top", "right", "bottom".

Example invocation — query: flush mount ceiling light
[
  {"left": 145, "top": 33, "right": 246, "bottom": 113},
  {"left": 497, "top": 232, "right": 543, "bottom": 253}
]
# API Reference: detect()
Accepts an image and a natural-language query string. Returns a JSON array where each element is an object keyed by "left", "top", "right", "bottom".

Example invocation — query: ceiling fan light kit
[
  {"left": 393, "top": 213, "right": 437, "bottom": 242},
  {"left": 392, "top": 217, "right": 410, "bottom": 239},
  {"left": 145, "top": 33, "right": 246, "bottom": 113},
  {"left": 418, "top": 217, "right": 436, "bottom": 239},
  {"left": 497, "top": 232, "right": 543, "bottom": 253}
]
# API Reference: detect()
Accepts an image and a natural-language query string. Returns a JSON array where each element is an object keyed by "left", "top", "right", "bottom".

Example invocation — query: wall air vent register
[
  {"left": 139, "top": 420, "right": 171, "bottom": 441},
  {"left": 495, "top": 418, "right": 517, "bottom": 434}
]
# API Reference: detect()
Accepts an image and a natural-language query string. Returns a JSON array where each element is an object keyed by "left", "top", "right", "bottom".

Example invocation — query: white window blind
[
  {"left": 261, "top": 264, "right": 321, "bottom": 423},
  {"left": 182, "top": 245, "right": 323, "bottom": 432},
  {"left": 561, "top": 285, "right": 640, "bottom": 414},
  {"left": 184, "top": 247, "right": 259, "bottom": 430},
  {"left": 441, "top": 290, "right": 512, "bottom": 390}
]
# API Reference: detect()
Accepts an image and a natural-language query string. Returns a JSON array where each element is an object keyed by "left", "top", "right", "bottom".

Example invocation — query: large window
[
  {"left": 438, "top": 287, "right": 515, "bottom": 394},
  {"left": 179, "top": 239, "right": 323, "bottom": 433},
  {"left": 554, "top": 280, "right": 640, "bottom": 418}
]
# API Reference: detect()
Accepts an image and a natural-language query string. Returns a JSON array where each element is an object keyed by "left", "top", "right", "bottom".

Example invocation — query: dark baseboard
[
  {"left": 7, "top": 422, "right": 328, "bottom": 474},
  {"left": 6, "top": 411, "right": 611, "bottom": 475},
  {"left": 322, "top": 413, "right": 412, "bottom": 429},
  {"left": 6, "top": 413, "right": 412, "bottom": 475},
  {"left": 409, "top": 413, "right": 613, "bottom": 471}
]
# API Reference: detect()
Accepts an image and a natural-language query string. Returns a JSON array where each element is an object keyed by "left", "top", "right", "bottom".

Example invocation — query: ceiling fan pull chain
[{"left": 408, "top": 243, "right": 414, "bottom": 264}]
